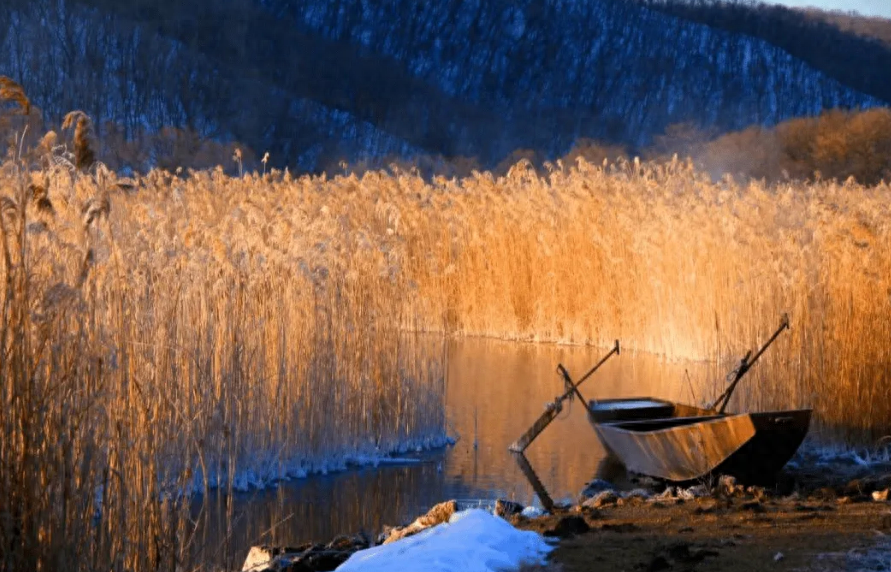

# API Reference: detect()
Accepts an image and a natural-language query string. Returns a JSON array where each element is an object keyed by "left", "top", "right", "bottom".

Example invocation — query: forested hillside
[
  {"left": 640, "top": 0, "right": 891, "bottom": 104},
  {"left": 802, "top": 7, "right": 891, "bottom": 47},
  {"left": 0, "top": 0, "right": 886, "bottom": 172}
]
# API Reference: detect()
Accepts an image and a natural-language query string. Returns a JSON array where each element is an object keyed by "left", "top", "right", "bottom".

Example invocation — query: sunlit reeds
[
  {"left": 0, "top": 154, "right": 446, "bottom": 570},
  {"left": 389, "top": 158, "right": 891, "bottom": 444},
  {"left": 2, "top": 130, "right": 889, "bottom": 570}
]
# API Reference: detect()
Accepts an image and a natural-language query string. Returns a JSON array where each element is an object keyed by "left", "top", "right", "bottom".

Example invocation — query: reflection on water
[{"left": 205, "top": 338, "right": 718, "bottom": 568}]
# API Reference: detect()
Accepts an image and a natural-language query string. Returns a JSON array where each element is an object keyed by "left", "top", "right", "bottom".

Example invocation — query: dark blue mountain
[{"left": 0, "top": 0, "right": 884, "bottom": 171}]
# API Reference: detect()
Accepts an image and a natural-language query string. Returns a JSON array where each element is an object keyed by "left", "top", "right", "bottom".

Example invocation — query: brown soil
[{"left": 516, "top": 496, "right": 891, "bottom": 572}]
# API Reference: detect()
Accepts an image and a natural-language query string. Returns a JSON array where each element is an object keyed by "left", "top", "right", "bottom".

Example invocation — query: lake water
[{"left": 200, "top": 338, "right": 719, "bottom": 568}]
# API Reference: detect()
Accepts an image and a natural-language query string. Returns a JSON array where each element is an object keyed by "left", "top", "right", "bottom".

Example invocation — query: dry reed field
[
  {"left": 0, "top": 122, "right": 447, "bottom": 568},
  {"left": 397, "top": 158, "right": 890, "bottom": 440},
  {"left": 3, "top": 105, "right": 891, "bottom": 569}
]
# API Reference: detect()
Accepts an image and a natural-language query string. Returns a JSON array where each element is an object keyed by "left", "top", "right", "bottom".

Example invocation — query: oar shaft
[
  {"left": 511, "top": 452, "right": 556, "bottom": 513},
  {"left": 558, "top": 364, "right": 588, "bottom": 405},
  {"left": 715, "top": 316, "right": 790, "bottom": 413},
  {"left": 573, "top": 340, "right": 621, "bottom": 391},
  {"left": 557, "top": 339, "right": 620, "bottom": 404},
  {"left": 747, "top": 315, "right": 790, "bottom": 368}
]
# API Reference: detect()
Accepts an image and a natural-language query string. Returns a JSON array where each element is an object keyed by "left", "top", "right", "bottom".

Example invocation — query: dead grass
[
  {"left": 0, "top": 150, "right": 446, "bottom": 569},
  {"left": 369, "top": 158, "right": 890, "bottom": 443},
  {"left": 393, "top": 158, "right": 891, "bottom": 442}
]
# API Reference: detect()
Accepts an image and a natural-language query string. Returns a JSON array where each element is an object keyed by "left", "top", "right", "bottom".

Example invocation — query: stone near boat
[
  {"left": 653, "top": 487, "right": 681, "bottom": 503},
  {"left": 243, "top": 545, "right": 283, "bottom": 572},
  {"left": 291, "top": 550, "right": 351, "bottom": 571},
  {"left": 579, "top": 478, "right": 615, "bottom": 501},
  {"left": 716, "top": 475, "right": 743, "bottom": 497},
  {"left": 676, "top": 484, "right": 710, "bottom": 500},
  {"left": 521, "top": 506, "right": 544, "bottom": 517},
  {"left": 844, "top": 474, "right": 891, "bottom": 497},
  {"left": 494, "top": 499, "right": 525, "bottom": 518},
  {"left": 746, "top": 485, "right": 767, "bottom": 502},
  {"left": 582, "top": 490, "right": 618, "bottom": 509}
]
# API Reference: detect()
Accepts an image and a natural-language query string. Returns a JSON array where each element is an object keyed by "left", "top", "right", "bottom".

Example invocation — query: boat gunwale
[
  {"left": 598, "top": 413, "right": 730, "bottom": 433},
  {"left": 595, "top": 408, "right": 812, "bottom": 433}
]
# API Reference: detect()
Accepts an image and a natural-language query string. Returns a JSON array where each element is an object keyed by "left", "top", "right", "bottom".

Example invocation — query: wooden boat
[
  {"left": 509, "top": 317, "right": 807, "bottom": 484},
  {"left": 587, "top": 398, "right": 811, "bottom": 482}
]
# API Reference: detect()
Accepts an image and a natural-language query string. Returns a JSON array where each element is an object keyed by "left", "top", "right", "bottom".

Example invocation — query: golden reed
[
  {"left": 1, "top": 114, "right": 889, "bottom": 569},
  {"left": 0, "top": 151, "right": 446, "bottom": 568}
]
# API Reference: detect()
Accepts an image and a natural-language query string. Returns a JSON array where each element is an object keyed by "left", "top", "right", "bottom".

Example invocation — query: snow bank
[
  {"left": 336, "top": 509, "right": 553, "bottom": 572},
  {"left": 190, "top": 433, "right": 455, "bottom": 493}
]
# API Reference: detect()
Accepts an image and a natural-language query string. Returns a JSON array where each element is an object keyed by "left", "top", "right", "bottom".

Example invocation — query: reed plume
[
  {"left": 0, "top": 76, "right": 30, "bottom": 115},
  {"left": 28, "top": 182, "right": 53, "bottom": 216},
  {"left": 62, "top": 110, "right": 95, "bottom": 171}
]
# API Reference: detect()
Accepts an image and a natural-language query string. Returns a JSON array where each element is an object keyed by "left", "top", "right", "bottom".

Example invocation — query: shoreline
[
  {"left": 517, "top": 449, "right": 891, "bottom": 571},
  {"left": 188, "top": 434, "right": 455, "bottom": 496},
  {"left": 242, "top": 450, "right": 891, "bottom": 571},
  {"left": 516, "top": 492, "right": 891, "bottom": 571}
]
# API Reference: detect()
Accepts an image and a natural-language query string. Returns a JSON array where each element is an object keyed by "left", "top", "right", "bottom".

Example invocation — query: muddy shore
[
  {"left": 516, "top": 491, "right": 891, "bottom": 571},
  {"left": 514, "top": 453, "right": 891, "bottom": 572}
]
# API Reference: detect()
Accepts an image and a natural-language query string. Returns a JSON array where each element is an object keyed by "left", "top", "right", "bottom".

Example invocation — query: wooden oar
[
  {"left": 508, "top": 340, "right": 620, "bottom": 453},
  {"left": 711, "top": 314, "right": 790, "bottom": 413},
  {"left": 557, "top": 364, "right": 587, "bottom": 405},
  {"left": 510, "top": 452, "right": 556, "bottom": 513}
]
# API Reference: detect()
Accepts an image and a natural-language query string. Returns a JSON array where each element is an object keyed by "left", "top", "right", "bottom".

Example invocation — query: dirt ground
[
  {"left": 518, "top": 497, "right": 890, "bottom": 572},
  {"left": 515, "top": 458, "right": 891, "bottom": 572}
]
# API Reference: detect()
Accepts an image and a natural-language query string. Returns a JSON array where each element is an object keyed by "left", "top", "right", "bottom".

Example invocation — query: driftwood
[
  {"left": 381, "top": 500, "right": 458, "bottom": 544},
  {"left": 241, "top": 533, "right": 370, "bottom": 572},
  {"left": 242, "top": 501, "right": 460, "bottom": 572}
]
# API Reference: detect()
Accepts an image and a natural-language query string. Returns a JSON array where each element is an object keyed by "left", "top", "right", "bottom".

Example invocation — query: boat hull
[
  {"left": 592, "top": 406, "right": 811, "bottom": 483},
  {"left": 709, "top": 410, "right": 812, "bottom": 483}
]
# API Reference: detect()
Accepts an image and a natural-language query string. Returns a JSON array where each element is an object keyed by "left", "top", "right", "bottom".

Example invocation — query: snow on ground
[
  {"left": 192, "top": 433, "right": 455, "bottom": 493},
  {"left": 811, "top": 539, "right": 891, "bottom": 572},
  {"left": 336, "top": 509, "right": 554, "bottom": 572},
  {"left": 785, "top": 441, "right": 891, "bottom": 475}
]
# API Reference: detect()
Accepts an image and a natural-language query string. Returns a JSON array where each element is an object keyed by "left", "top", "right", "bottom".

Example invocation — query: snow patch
[
  {"left": 521, "top": 506, "right": 544, "bottom": 518},
  {"left": 813, "top": 539, "right": 891, "bottom": 571},
  {"left": 336, "top": 509, "right": 553, "bottom": 572},
  {"left": 190, "top": 433, "right": 454, "bottom": 494},
  {"left": 799, "top": 442, "right": 891, "bottom": 471}
]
